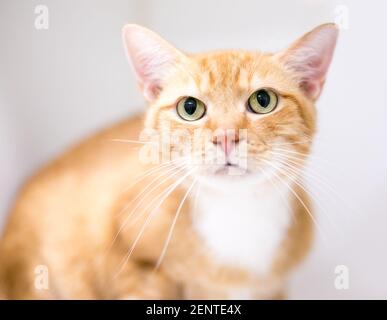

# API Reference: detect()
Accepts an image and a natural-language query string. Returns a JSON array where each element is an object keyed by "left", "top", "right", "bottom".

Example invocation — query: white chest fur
[{"left": 192, "top": 184, "right": 292, "bottom": 276}]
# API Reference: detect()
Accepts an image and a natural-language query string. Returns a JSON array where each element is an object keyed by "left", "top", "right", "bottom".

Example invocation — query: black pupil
[
  {"left": 256, "top": 90, "right": 270, "bottom": 108},
  {"left": 184, "top": 98, "right": 197, "bottom": 115}
]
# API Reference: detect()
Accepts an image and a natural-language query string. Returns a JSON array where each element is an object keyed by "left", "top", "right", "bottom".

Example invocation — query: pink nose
[{"left": 212, "top": 131, "right": 240, "bottom": 156}]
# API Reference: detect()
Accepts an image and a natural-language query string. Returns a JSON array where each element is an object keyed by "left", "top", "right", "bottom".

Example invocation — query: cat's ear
[
  {"left": 275, "top": 23, "right": 339, "bottom": 100},
  {"left": 122, "top": 24, "right": 186, "bottom": 101}
]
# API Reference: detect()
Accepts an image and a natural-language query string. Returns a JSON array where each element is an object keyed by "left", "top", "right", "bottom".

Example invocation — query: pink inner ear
[
  {"left": 281, "top": 24, "right": 338, "bottom": 100},
  {"left": 122, "top": 24, "right": 183, "bottom": 102},
  {"left": 300, "top": 80, "right": 319, "bottom": 100},
  {"left": 124, "top": 32, "right": 166, "bottom": 97},
  {"left": 298, "top": 51, "right": 331, "bottom": 99},
  {"left": 143, "top": 83, "right": 162, "bottom": 102}
]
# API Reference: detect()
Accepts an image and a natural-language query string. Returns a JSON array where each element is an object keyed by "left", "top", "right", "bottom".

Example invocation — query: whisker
[
  {"left": 257, "top": 166, "right": 296, "bottom": 224},
  {"left": 268, "top": 139, "right": 314, "bottom": 147},
  {"left": 120, "top": 157, "right": 190, "bottom": 195},
  {"left": 191, "top": 179, "right": 203, "bottom": 219},
  {"left": 126, "top": 166, "right": 191, "bottom": 228},
  {"left": 114, "top": 168, "right": 195, "bottom": 277},
  {"left": 124, "top": 150, "right": 210, "bottom": 226},
  {"left": 269, "top": 151, "right": 335, "bottom": 190},
  {"left": 270, "top": 151, "right": 345, "bottom": 203},
  {"left": 260, "top": 158, "right": 327, "bottom": 243},
  {"left": 269, "top": 150, "right": 360, "bottom": 220},
  {"left": 107, "top": 138, "right": 156, "bottom": 145},
  {"left": 111, "top": 152, "right": 209, "bottom": 251},
  {"left": 271, "top": 156, "right": 340, "bottom": 231},
  {"left": 155, "top": 178, "right": 198, "bottom": 270},
  {"left": 109, "top": 163, "right": 189, "bottom": 250},
  {"left": 271, "top": 148, "right": 332, "bottom": 166},
  {"left": 116, "top": 160, "right": 188, "bottom": 219}
]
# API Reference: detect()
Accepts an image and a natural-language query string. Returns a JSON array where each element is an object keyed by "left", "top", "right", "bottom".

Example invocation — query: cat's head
[{"left": 122, "top": 24, "right": 338, "bottom": 189}]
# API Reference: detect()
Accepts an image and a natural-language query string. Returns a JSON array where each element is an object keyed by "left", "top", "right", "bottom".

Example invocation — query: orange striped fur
[{"left": 0, "top": 24, "right": 338, "bottom": 299}]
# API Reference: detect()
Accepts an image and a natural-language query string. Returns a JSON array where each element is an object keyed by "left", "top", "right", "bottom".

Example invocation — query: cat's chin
[
  {"left": 197, "top": 170, "right": 266, "bottom": 193},
  {"left": 197, "top": 165, "right": 265, "bottom": 188}
]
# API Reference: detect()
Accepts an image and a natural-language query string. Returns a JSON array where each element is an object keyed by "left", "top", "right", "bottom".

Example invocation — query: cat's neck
[{"left": 191, "top": 180, "right": 292, "bottom": 276}]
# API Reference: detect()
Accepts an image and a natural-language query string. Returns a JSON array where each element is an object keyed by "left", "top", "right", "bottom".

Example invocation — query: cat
[{"left": 0, "top": 23, "right": 338, "bottom": 299}]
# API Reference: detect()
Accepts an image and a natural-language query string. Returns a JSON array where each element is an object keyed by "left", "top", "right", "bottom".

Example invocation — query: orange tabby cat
[{"left": 0, "top": 23, "right": 338, "bottom": 299}]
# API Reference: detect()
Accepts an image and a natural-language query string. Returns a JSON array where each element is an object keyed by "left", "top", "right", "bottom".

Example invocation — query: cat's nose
[{"left": 212, "top": 131, "right": 240, "bottom": 156}]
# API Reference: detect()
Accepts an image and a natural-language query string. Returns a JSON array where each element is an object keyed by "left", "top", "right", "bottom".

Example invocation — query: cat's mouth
[{"left": 213, "top": 162, "right": 249, "bottom": 176}]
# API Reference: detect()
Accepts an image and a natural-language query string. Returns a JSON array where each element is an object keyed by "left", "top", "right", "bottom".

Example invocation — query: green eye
[
  {"left": 247, "top": 89, "right": 278, "bottom": 114},
  {"left": 177, "top": 97, "right": 206, "bottom": 121}
]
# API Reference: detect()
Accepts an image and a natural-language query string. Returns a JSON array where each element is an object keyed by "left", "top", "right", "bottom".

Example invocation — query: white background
[{"left": 1, "top": 0, "right": 386, "bottom": 299}]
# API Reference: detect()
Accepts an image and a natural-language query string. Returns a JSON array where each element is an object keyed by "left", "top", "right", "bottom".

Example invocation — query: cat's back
[{"left": 0, "top": 113, "right": 145, "bottom": 298}]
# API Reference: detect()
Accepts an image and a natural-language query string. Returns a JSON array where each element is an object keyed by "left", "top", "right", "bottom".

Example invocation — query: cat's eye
[
  {"left": 176, "top": 97, "right": 206, "bottom": 121},
  {"left": 247, "top": 89, "right": 278, "bottom": 114}
]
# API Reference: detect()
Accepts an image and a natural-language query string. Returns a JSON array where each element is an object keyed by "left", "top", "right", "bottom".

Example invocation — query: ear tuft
[
  {"left": 276, "top": 23, "right": 339, "bottom": 100},
  {"left": 122, "top": 24, "right": 185, "bottom": 101}
]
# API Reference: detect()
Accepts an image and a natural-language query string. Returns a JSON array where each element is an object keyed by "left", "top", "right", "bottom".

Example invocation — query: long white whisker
[
  {"left": 270, "top": 151, "right": 337, "bottom": 191},
  {"left": 107, "top": 138, "right": 156, "bottom": 145},
  {"left": 110, "top": 163, "right": 189, "bottom": 249},
  {"left": 125, "top": 150, "right": 210, "bottom": 226},
  {"left": 120, "top": 157, "right": 190, "bottom": 195},
  {"left": 268, "top": 139, "right": 314, "bottom": 147},
  {"left": 114, "top": 168, "right": 195, "bottom": 277},
  {"left": 270, "top": 151, "right": 360, "bottom": 223},
  {"left": 111, "top": 151, "right": 208, "bottom": 251},
  {"left": 271, "top": 148, "right": 332, "bottom": 166},
  {"left": 269, "top": 150, "right": 350, "bottom": 211},
  {"left": 155, "top": 178, "right": 197, "bottom": 270},
  {"left": 260, "top": 158, "right": 327, "bottom": 243},
  {"left": 257, "top": 166, "right": 296, "bottom": 224},
  {"left": 271, "top": 157, "right": 340, "bottom": 231},
  {"left": 117, "top": 160, "right": 188, "bottom": 219},
  {"left": 191, "top": 180, "right": 203, "bottom": 219}
]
